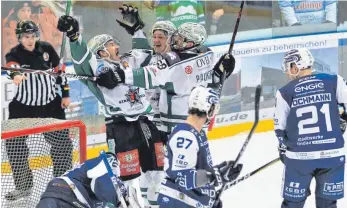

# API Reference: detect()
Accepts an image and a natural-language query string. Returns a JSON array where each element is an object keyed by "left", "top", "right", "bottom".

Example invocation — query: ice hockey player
[
  {"left": 57, "top": 11, "right": 166, "bottom": 207},
  {"left": 37, "top": 152, "right": 139, "bottom": 208},
  {"left": 274, "top": 48, "right": 347, "bottom": 208},
  {"left": 157, "top": 86, "right": 243, "bottom": 208},
  {"left": 95, "top": 21, "right": 236, "bottom": 136},
  {"left": 117, "top": 4, "right": 178, "bottom": 207}
]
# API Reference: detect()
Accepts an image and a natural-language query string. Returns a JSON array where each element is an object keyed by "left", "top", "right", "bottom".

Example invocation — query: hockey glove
[
  {"left": 116, "top": 4, "right": 145, "bottom": 36},
  {"left": 208, "top": 161, "right": 242, "bottom": 192},
  {"left": 278, "top": 143, "right": 287, "bottom": 163},
  {"left": 97, "top": 66, "right": 125, "bottom": 89},
  {"left": 212, "top": 53, "right": 236, "bottom": 85},
  {"left": 57, "top": 15, "right": 80, "bottom": 42}
]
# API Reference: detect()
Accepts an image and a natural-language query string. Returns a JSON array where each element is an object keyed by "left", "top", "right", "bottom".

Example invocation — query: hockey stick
[
  {"left": 223, "top": 158, "right": 280, "bottom": 191},
  {"left": 100, "top": 150, "right": 128, "bottom": 208},
  {"left": 232, "top": 85, "right": 262, "bottom": 167},
  {"left": 215, "top": 85, "right": 262, "bottom": 202},
  {"left": 1, "top": 66, "right": 97, "bottom": 81},
  {"left": 208, "top": 0, "right": 245, "bottom": 131},
  {"left": 59, "top": 0, "right": 72, "bottom": 65}
]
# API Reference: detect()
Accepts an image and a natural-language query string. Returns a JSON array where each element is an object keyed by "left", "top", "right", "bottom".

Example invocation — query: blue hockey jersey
[
  {"left": 158, "top": 123, "right": 216, "bottom": 208},
  {"left": 57, "top": 154, "right": 126, "bottom": 208},
  {"left": 278, "top": 0, "right": 337, "bottom": 25},
  {"left": 274, "top": 74, "right": 347, "bottom": 167}
]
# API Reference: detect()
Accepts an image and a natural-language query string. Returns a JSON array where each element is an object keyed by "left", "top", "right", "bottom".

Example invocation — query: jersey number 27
[
  {"left": 177, "top": 137, "right": 193, "bottom": 149},
  {"left": 297, "top": 103, "right": 332, "bottom": 135}
]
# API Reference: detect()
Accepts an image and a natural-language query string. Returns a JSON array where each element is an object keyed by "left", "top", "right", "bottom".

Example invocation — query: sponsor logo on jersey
[
  {"left": 119, "top": 87, "right": 145, "bottom": 106},
  {"left": 185, "top": 65, "right": 193, "bottom": 74},
  {"left": 294, "top": 82, "right": 324, "bottom": 93},
  {"left": 196, "top": 55, "right": 212, "bottom": 68},
  {"left": 122, "top": 61, "right": 129, "bottom": 68},
  {"left": 196, "top": 70, "right": 213, "bottom": 83},
  {"left": 43, "top": 52, "right": 49, "bottom": 61}
]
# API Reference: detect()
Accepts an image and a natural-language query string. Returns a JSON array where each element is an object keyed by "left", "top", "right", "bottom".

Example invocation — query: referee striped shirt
[{"left": 6, "top": 41, "right": 69, "bottom": 106}]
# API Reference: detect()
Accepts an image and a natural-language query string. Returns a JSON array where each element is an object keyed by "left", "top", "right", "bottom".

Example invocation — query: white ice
[{"left": 209, "top": 131, "right": 347, "bottom": 208}]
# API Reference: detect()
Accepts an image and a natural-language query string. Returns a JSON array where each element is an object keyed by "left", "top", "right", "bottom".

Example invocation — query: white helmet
[
  {"left": 282, "top": 48, "right": 314, "bottom": 75},
  {"left": 88, "top": 34, "right": 120, "bottom": 59},
  {"left": 151, "top": 21, "right": 177, "bottom": 37},
  {"left": 189, "top": 86, "right": 220, "bottom": 120},
  {"left": 171, "top": 22, "right": 207, "bottom": 51}
]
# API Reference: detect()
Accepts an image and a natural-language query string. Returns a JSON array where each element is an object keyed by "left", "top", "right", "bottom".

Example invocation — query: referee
[{"left": 5, "top": 20, "right": 73, "bottom": 201}]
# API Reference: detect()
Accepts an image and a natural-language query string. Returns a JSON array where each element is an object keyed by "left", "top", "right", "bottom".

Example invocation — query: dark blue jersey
[
  {"left": 160, "top": 123, "right": 216, "bottom": 207},
  {"left": 274, "top": 73, "right": 347, "bottom": 167}
]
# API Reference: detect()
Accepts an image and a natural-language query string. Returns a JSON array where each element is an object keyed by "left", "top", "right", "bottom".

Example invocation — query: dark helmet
[{"left": 15, "top": 20, "right": 40, "bottom": 39}]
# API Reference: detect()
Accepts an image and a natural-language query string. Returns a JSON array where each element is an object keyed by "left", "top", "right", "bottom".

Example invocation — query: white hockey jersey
[
  {"left": 124, "top": 50, "right": 215, "bottom": 132},
  {"left": 70, "top": 35, "right": 152, "bottom": 120}
]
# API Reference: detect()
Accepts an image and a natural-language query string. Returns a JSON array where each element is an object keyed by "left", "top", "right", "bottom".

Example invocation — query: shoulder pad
[
  {"left": 96, "top": 59, "right": 114, "bottom": 75},
  {"left": 162, "top": 52, "right": 181, "bottom": 66}
]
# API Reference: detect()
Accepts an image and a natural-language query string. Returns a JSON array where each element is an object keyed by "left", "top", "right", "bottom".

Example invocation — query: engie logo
[{"left": 295, "top": 82, "right": 324, "bottom": 93}]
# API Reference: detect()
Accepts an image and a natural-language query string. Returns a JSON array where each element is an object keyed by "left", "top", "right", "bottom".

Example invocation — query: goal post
[{"left": 1, "top": 118, "right": 87, "bottom": 207}]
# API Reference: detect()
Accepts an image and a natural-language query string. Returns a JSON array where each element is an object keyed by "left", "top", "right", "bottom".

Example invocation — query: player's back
[{"left": 278, "top": 73, "right": 344, "bottom": 164}]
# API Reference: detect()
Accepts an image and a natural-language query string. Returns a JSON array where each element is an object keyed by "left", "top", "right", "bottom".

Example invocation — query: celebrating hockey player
[
  {"left": 37, "top": 152, "right": 139, "bottom": 208},
  {"left": 57, "top": 8, "right": 170, "bottom": 207},
  {"left": 117, "top": 4, "right": 178, "bottom": 207},
  {"left": 274, "top": 48, "right": 347, "bottom": 208},
  {"left": 157, "top": 86, "right": 243, "bottom": 208},
  {"left": 96, "top": 21, "right": 236, "bottom": 136}
]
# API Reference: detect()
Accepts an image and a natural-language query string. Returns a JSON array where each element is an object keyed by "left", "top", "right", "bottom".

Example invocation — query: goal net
[{"left": 1, "top": 118, "right": 87, "bottom": 208}]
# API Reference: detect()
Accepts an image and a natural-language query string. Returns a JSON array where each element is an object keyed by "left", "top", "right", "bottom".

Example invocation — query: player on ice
[
  {"left": 274, "top": 48, "right": 347, "bottom": 208},
  {"left": 97, "top": 21, "right": 236, "bottom": 135},
  {"left": 56, "top": 7, "right": 176, "bottom": 207},
  {"left": 37, "top": 152, "right": 139, "bottom": 208},
  {"left": 157, "top": 86, "right": 243, "bottom": 208}
]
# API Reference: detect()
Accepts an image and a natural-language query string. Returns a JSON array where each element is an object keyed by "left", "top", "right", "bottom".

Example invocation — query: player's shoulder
[
  {"left": 6, "top": 44, "right": 22, "bottom": 57},
  {"left": 95, "top": 59, "right": 116, "bottom": 74},
  {"left": 170, "top": 123, "right": 199, "bottom": 140},
  {"left": 37, "top": 41, "right": 55, "bottom": 51}
]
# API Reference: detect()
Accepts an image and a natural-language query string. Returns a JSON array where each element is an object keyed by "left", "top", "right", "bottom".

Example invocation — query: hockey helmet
[
  {"left": 16, "top": 20, "right": 40, "bottom": 40},
  {"left": 170, "top": 22, "right": 207, "bottom": 51},
  {"left": 189, "top": 86, "right": 220, "bottom": 120},
  {"left": 282, "top": 48, "right": 314, "bottom": 76},
  {"left": 88, "top": 34, "right": 121, "bottom": 59}
]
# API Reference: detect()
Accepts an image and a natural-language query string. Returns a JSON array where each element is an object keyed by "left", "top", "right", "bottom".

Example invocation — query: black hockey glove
[
  {"left": 57, "top": 15, "right": 79, "bottom": 42},
  {"left": 97, "top": 66, "right": 125, "bottom": 90},
  {"left": 212, "top": 53, "right": 236, "bottom": 85},
  {"left": 208, "top": 161, "right": 242, "bottom": 192},
  {"left": 116, "top": 4, "right": 145, "bottom": 36}
]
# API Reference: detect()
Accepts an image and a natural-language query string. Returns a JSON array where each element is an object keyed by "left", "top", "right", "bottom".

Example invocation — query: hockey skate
[{"left": 5, "top": 188, "right": 32, "bottom": 201}]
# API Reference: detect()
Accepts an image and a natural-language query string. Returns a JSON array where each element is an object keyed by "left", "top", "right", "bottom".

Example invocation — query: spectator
[
  {"left": 154, "top": 0, "right": 206, "bottom": 27},
  {"left": 278, "top": 0, "right": 337, "bottom": 26},
  {"left": 2, "top": 1, "right": 63, "bottom": 57}
]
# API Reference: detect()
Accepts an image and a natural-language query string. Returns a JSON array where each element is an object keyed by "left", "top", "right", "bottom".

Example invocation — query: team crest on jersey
[
  {"left": 43, "top": 52, "right": 49, "bottom": 61},
  {"left": 123, "top": 87, "right": 144, "bottom": 106}
]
